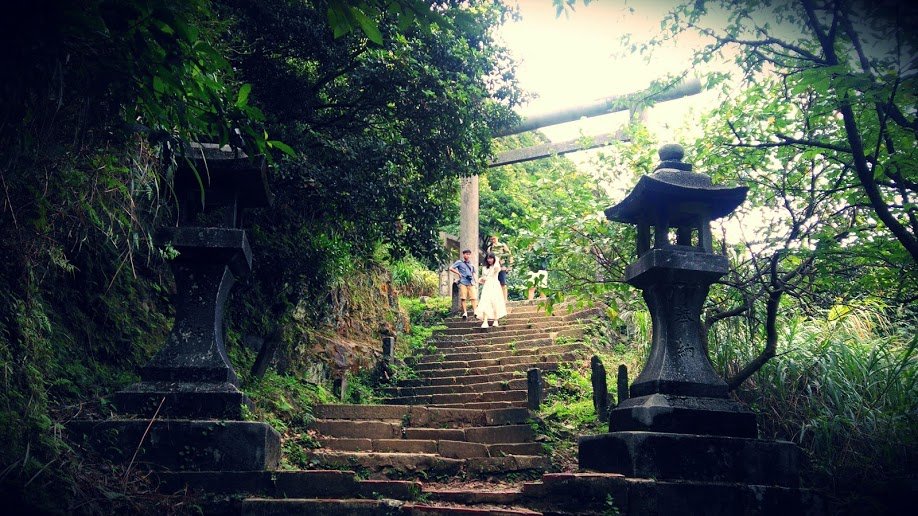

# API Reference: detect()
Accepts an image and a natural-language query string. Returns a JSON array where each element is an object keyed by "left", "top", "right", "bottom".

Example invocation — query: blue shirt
[{"left": 451, "top": 259, "right": 476, "bottom": 285}]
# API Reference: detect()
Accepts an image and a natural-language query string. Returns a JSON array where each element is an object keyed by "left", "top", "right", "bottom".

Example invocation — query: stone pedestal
[
  {"left": 114, "top": 227, "right": 255, "bottom": 420},
  {"left": 579, "top": 432, "right": 801, "bottom": 486},
  {"left": 70, "top": 145, "right": 280, "bottom": 472},
  {"left": 522, "top": 473, "right": 825, "bottom": 516},
  {"left": 577, "top": 144, "right": 818, "bottom": 513},
  {"left": 70, "top": 420, "right": 280, "bottom": 471}
]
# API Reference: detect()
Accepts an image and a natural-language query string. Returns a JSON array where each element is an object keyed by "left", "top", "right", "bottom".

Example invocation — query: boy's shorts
[
  {"left": 497, "top": 270, "right": 508, "bottom": 285},
  {"left": 458, "top": 283, "right": 477, "bottom": 300}
]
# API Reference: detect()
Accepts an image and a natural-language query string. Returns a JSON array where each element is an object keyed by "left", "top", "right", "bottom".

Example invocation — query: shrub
[
  {"left": 390, "top": 257, "right": 439, "bottom": 298},
  {"left": 710, "top": 303, "right": 918, "bottom": 513}
]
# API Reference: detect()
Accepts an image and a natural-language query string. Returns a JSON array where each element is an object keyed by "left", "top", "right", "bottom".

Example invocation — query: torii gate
[{"left": 458, "top": 78, "right": 702, "bottom": 264}]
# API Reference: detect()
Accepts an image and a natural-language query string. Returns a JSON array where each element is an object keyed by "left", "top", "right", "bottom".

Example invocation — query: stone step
[
  {"left": 415, "top": 352, "right": 578, "bottom": 373},
  {"left": 405, "top": 504, "right": 542, "bottom": 516},
  {"left": 431, "top": 325, "right": 584, "bottom": 344},
  {"left": 423, "top": 338, "right": 553, "bottom": 356},
  {"left": 312, "top": 420, "right": 402, "bottom": 439},
  {"left": 244, "top": 498, "right": 544, "bottom": 516},
  {"left": 436, "top": 319, "right": 575, "bottom": 336},
  {"left": 158, "top": 470, "right": 421, "bottom": 507},
  {"left": 313, "top": 405, "right": 529, "bottom": 427},
  {"left": 304, "top": 451, "right": 548, "bottom": 480},
  {"left": 441, "top": 306, "right": 598, "bottom": 329},
  {"left": 357, "top": 479, "right": 423, "bottom": 500},
  {"left": 417, "top": 361, "right": 562, "bottom": 379},
  {"left": 385, "top": 389, "right": 528, "bottom": 407},
  {"left": 385, "top": 378, "right": 528, "bottom": 397},
  {"left": 465, "top": 455, "right": 551, "bottom": 475},
  {"left": 429, "top": 329, "right": 584, "bottom": 349},
  {"left": 424, "top": 488, "right": 524, "bottom": 505},
  {"left": 489, "top": 442, "right": 544, "bottom": 456},
  {"left": 317, "top": 438, "right": 543, "bottom": 459},
  {"left": 402, "top": 424, "right": 534, "bottom": 444},
  {"left": 396, "top": 370, "right": 525, "bottom": 388},
  {"left": 318, "top": 438, "right": 438, "bottom": 453},
  {"left": 242, "top": 498, "right": 401, "bottom": 516},
  {"left": 315, "top": 423, "right": 534, "bottom": 445},
  {"left": 420, "top": 343, "right": 583, "bottom": 365},
  {"left": 442, "top": 312, "right": 568, "bottom": 327},
  {"left": 432, "top": 401, "right": 527, "bottom": 409},
  {"left": 305, "top": 451, "right": 464, "bottom": 477}
]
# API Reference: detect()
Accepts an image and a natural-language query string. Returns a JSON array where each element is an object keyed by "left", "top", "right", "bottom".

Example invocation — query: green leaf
[
  {"left": 267, "top": 140, "right": 297, "bottom": 157},
  {"left": 236, "top": 83, "right": 252, "bottom": 107},
  {"left": 327, "top": 5, "right": 351, "bottom": 39},
  {"left": 351, "top": 7, "right": 383, "bottom": 46}
]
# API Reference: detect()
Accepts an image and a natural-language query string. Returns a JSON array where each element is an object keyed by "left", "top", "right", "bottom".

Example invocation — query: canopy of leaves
[
  {"left": 0, "top": 0, "right": 521, "bottom": 510},
  {"left": 218, "top": 0, "right": 522, "bottom": 335}
]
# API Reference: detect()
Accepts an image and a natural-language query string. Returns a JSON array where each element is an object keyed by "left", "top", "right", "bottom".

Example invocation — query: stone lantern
[
  {"left": 579, "top": 144, "right": 805, "bottom": 494},
  {"left": 73, "top": 144, "right": 281, "bottom": 472}
]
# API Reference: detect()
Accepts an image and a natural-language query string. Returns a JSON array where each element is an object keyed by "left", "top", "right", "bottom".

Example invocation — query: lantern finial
[{"left": 658, "top": 143, "right": 683, "bottom": 162}]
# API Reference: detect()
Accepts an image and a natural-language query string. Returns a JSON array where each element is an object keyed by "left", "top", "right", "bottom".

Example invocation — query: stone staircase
[
  {"left": 159, "top": 298, "right": 815, "bottom": 514},
  {"left": 303, "top": 300, "right": 597, "bottom": 481},
  {"left": 166, "top": 300, "right": 643, "bottom": 515}
]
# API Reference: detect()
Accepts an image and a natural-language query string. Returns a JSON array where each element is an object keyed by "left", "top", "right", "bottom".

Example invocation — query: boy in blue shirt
[{"left": 449, "top": 249, "right": 478, "bottom": 319}]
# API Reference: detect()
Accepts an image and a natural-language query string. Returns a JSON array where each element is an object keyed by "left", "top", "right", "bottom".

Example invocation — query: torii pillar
[{"left": 459, "top": 175, "right": 479, "bottom": 264}]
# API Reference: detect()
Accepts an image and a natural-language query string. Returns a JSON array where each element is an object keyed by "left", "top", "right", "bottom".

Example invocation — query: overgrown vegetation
[
  {"left": 389, "top": 296, "right": 451, "bottom": 381},
  {"left": 710, "top": 304, "right": 917, "bottom": 513},
  {"left": 535, "top": 313, "right": 647, "bottom": 471},
  {"left": 390, "top": 257, "right": 441, "bottom": 298},
  {"left": 0, "top": 0, "right": 519, "bottom": 511}
]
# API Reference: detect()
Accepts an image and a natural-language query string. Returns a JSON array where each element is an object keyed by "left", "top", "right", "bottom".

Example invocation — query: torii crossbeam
[{"left": 457, "top": 78, "right": 702, "bottom": 266}]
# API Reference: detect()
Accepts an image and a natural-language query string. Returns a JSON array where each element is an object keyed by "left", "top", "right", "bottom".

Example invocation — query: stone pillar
[
  {"left": 70, "top": 144, "right": 281, "bottom": 473},
  {"left": 576, "top": 145, "right": 813, "bottom": 510},
  {"left": 616, "top": 364, "right": 629, "bottom": 406},
  {"left": 527, "top": 368, "right": 542, "bottom": 411},
  {"left": 459, "top": 175, "right": 479, "bottom": 263},
  {"left": 590, "top": 355, "right": 608, "bottom": 419}
]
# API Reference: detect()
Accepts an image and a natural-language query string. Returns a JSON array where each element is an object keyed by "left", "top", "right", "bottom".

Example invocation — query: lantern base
[
  {"left": 609, "top": 393, "right": 757, "bottom": 438},
  {"left": 578, "top": 431, "right": 802, "bottom": 488},
  {"left": 113, "top": 381, "right": 254, "bottom": 420},
  {"left": 69, "top": 419, "right": 281, "bottom": 472}
]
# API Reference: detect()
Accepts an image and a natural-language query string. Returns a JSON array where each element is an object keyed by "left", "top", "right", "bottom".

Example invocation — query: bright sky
[
  {"left": 498, "top": 0, "right": 720, "bottom": 143},
  {"left": 497, "top": 0, "right": 749, "bottom": 241}
]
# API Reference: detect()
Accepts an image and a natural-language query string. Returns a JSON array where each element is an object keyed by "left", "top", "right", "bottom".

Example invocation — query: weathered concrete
[
  {"left": 69, "top": 419, "right": 280, "bottom": 471},
  {"left": 609, "top": 393, "right": 757, "bottom": 438},
  {"left": 156, "top": 469, "right": 358, "bottom": 497},
  {"left": 438, "top": 440, "right": 490, "bottom": 459},
  {"left": 312, "top": 420, "right": 402, "bottom": 439},
  {"left": 579, "top": 431, "right": 803, "bottom": 487},
  {"left": 305, "top": 451, "right": 464, "bottom": 477},
  {"left": 522, "top": 472, "right": 824, "bottom": 516}
]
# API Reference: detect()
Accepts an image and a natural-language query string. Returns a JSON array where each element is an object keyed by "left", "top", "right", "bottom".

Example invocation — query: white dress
[{"left": 475, "top": 262, "right": 508, "bottom": 320}]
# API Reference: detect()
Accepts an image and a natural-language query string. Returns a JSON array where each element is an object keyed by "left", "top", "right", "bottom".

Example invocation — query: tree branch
[{"left": 727, "top": 253, "right": 781, "bottom": 390}]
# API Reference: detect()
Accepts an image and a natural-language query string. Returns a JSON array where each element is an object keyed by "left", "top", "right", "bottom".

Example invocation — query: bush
[
  {"left": 390, "top": 257, "right": 439, "bottom": 298},
  {"left": 710, "top": 304, "right": 918, "bottom": 513}
]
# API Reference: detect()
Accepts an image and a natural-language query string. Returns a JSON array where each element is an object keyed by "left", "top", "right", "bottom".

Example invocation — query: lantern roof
[
  {"left": 175, "top": 143, "right": 273, "bottom": 209},
  {"left": 604, "top": 144, "right": 747, "bottom": 225}
]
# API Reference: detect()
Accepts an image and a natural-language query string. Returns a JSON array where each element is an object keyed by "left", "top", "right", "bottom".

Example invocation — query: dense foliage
[
  {"left": 218, "top": 0, "right": 521, "bottom": 364},
  {"left": 479, "top": 1, "right": 917, "bottom": 512},
  {"left": 0, "top": 0, "right": 519, "bottom": 511}
]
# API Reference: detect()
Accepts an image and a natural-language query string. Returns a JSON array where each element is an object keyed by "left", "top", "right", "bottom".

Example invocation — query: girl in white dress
[{"left": 475, "top": 253, "right": 508, "bottom": 328}]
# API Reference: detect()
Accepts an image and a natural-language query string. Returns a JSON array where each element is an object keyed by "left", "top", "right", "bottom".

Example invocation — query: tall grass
[
  {"left": 389, "top": 257, "right": 439, "bottom": 297},
  {"left": 709, "top": 304, "right": 918, "bottom": 513}
]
